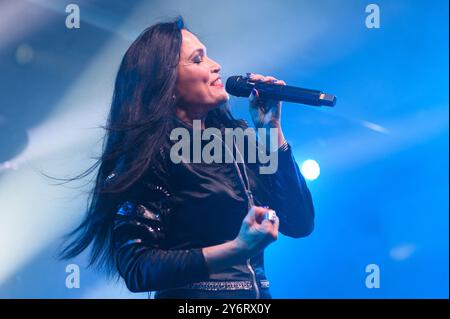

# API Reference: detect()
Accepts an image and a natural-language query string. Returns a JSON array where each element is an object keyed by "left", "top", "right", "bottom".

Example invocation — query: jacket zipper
[
  {"left": 230, "top": 138, "right": 261, "bottom": 299},
  {"left": 214, "top": 133, "right": 261, "bottom": 299},
  {"left": 246, "top": 258, "right": 260, "bottom": 299}
]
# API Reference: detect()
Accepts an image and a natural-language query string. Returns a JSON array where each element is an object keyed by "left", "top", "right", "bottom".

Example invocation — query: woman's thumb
[{"left": 248, "top": 88, "right": 259, "bottom": 103}]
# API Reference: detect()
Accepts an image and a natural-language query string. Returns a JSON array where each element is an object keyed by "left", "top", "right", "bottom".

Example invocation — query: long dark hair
[{"left": 59, "top": 17, "right": 243, "bottom": 275}]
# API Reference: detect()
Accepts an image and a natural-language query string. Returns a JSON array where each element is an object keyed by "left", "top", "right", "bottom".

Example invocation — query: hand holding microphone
[
  {"left": 227, "top": 73, "right": 336, "bottom": 148},
  {"left": 247, "top": 73, "right": 286, "bottom": 129},
  {"left": 226, "top": 73, "right": 337, "bottom": 107}
]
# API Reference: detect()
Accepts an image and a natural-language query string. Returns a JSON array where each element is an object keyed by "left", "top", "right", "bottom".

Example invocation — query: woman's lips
[{"left": 211, "top": 78, "right": 223, "bottom": 87}]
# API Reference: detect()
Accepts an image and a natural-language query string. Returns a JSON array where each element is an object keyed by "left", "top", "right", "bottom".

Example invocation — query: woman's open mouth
[{"left": 211, "top": 77, "right": 224, "bottom": 87}]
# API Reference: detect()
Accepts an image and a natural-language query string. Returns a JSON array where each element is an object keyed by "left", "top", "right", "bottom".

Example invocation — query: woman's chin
[
  {"left": 216, "top": 91, "right": 230, "bottom": 104},
  {"left": 202, "top": 92, "right": 230, "bottom": 111}
]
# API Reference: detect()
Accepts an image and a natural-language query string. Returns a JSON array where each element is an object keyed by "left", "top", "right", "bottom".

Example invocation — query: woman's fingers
[
  {"left": 252, "top": 206, "right": 269, "bottom": 224},
  {"left": 271, "top": 213, "right": 279, "bottom": 238},
  {"left": 248, "top": 88, "right": 261, "bottom": 110},
  {"left": 248, "top": 73, "right": 275, "bottom": 83},
  {"left": 247, "top": 73, "right": 264, "bottom": 82},
  {"left": 247, "top": 73, "right": 286, "bottom": 86},
  {"left": 253, "top": 206, "right": 279, "bottom": 237},
  {"left": 261, "top": 76, "right": 277, "bottom": 83}
]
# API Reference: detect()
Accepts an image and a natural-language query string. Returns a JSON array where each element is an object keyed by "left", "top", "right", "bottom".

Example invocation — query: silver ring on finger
[{"left": 264, "top": 209, "right": 277, "bottom": 223}]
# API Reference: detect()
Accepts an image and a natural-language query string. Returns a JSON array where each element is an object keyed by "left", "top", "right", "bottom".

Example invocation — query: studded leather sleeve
[{"left": 113, "top": 200, "right": 210, "bottom": 292}]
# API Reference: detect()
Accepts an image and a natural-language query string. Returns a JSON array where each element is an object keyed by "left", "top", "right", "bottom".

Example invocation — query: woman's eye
[{"left": 193, "top": 56, "right": 203, "bottom": 64}]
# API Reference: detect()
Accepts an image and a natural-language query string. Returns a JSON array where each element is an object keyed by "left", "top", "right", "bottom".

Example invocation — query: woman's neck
[{"left": 175, "top": 107, "right": 208, "bottom": 129}]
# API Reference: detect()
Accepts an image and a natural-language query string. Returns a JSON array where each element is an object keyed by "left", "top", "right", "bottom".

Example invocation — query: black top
[{"left": 111, "top": 118, "right": 315, "bottom": 295}]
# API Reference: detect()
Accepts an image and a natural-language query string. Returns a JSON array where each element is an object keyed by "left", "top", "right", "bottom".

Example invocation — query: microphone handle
[
  {"left": 227, "top": 75, "right": 336, "bottom": 107},
  {"left": 254, "top": 82, "right": 326, "bottom": 106}
]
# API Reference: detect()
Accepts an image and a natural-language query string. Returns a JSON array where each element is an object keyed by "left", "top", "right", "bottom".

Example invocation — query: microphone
[{"left": 225, "top": 75, "right": 336, "bottom": 107}]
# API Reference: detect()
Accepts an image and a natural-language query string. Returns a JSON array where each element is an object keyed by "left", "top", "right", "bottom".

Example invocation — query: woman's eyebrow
[{"left": 187, "top": 47, "right": 206, "bottom": 60}]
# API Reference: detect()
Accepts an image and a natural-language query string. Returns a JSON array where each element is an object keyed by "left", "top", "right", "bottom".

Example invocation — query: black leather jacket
[{"left": 111, "top": 119, "right": 315, "bottom": 297}]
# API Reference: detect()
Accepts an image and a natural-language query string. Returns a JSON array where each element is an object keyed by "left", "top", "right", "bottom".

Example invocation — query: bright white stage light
[{"left": 300, "top": 159, "right": 320, "bottom": 181}]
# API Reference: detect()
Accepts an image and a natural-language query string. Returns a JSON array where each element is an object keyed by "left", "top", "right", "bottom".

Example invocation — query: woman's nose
[{"left": 210, "top": 59, "right": 221, "bottom": 73}]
